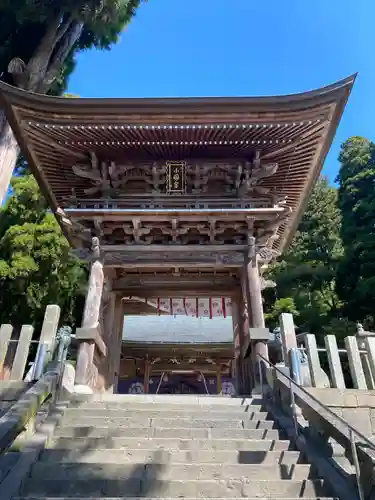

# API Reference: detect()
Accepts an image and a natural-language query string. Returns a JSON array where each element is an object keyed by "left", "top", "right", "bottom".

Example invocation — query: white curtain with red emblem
[{"left": 127, "top": 297, "right": 232, "bottom": 318}]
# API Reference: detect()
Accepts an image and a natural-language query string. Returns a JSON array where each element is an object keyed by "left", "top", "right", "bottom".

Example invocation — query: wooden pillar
[
  {"left": 75, "top": 239, "right": 104, "bottom": 391},
  {"left": 216, "top": 366, "right": 222, "bottom": 395},
  {"left": 111, "top": 297, "right": 124, "bottom": 394},
  {"left": 104, "top": 293, "right": 124, "bottom": 393},
  {"left": 144, "top": 358, "right": 151, "bottom": 394},
  {"left": 243, "top": 238, "right": 269, "bottom": 393},
  {"left": 240, "top": 272, "right": 252, "bottom": 395},
  {"left": 231, "top": 299, "right": 243, "bottom": 395}
]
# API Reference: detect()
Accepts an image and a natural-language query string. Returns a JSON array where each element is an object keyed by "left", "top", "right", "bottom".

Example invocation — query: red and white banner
[{"left": 127, "top": 297, "right": 232, "bottom": 318}]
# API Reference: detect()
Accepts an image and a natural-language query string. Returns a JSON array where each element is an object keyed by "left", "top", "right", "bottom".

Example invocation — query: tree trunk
[
  {"left": 0, "top": 111, "right": 20, "bottom": 205},
  {"left": 0, "top": 16, "right": 83, "bottom": 203}
]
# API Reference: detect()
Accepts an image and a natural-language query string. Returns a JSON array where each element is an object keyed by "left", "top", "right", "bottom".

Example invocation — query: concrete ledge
[
  {"left": 306, "top": 387, "right": 375, "bottom": 437},
  {"left": 0, "top": 399, "right": 69, "bottom": 500},
  {"left": 264, "top": 397, "right": 357, "bottom": 500},
  {"left": 273, "top": 378, "right": 375, "bottom": 499},
  {"left": 306, "top": 388, "right": 375, "bottom": 408},
  {"left": 0, "top": 371, "right": 59, "bottom": 454}
]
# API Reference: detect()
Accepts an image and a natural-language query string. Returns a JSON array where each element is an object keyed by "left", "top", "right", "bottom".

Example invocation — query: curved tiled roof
[{"left": 123, "top": 315, "right": 233, "bottom": 343}]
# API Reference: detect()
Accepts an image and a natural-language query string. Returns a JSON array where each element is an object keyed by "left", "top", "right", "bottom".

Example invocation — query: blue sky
[{"left": 68, "top": 0, "right": 374, "bottom": 182}]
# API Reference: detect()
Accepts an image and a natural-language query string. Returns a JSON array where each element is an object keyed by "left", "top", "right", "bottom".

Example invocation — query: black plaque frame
[{"left": 166, "top": 161, "right": 186, "bottom": 195}]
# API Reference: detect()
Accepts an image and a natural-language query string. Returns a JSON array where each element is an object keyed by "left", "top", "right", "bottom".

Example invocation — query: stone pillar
[
  {"left": 279, "top": 313, "right": 297, "bottom": 367},
  {"left": 74, "top": 238, "right": 104, "bottom": 393}
]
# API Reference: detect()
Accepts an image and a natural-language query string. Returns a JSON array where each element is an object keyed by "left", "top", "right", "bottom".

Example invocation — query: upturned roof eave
[
  {"left": 0, "top": 75, "right": 356, "bottom": 252},
  {"left": 0, "top": 74, "right": 357, "bottom": 117}
]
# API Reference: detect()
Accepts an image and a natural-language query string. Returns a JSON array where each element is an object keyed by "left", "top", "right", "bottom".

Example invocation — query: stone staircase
[{"left": 15, "top": 394, "right": 336, "bottom": 499}]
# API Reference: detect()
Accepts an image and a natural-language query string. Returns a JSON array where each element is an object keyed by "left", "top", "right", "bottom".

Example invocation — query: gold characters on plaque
[{"left": 166, "top": 161, "right": 186, "bottom": 194}]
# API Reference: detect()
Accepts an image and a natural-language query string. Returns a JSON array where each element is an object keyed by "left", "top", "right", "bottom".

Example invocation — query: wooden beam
[
  {"left": 102, "top": 244, "right": 246, "bottom": 252},
  {"left": 148, "top": 362, "right": 230, "bottom": 373},
  {"left": 114, "top": 276, "right": 238, "bottom": 289},
  {"left": 67, "top": 208, "right": 285, "bottom": 221},
  {"left": 119, "top": 287, "right": 240, "bottom": 297},
  {"left": 106, "top": 262, "right": 242, "bottom": 269}
]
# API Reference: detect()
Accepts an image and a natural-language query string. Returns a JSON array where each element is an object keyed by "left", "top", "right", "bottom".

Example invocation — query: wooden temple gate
[
  {"left": 0, "top": 76, "right": 354, "bottom": 394},
  {"left": 118, "top": 339, "right": 235, "bottom": 396}
]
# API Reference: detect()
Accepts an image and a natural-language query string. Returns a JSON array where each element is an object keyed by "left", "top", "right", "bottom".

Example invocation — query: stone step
[
  {"left": 29, "top": 462, "right": 314, "bottom": 481},
  {"left": 49, "top": 437, "right": 292, "bottom": 452},
  {"left": 53, "top": 425, "right": 283, "bottom": 440},
  {"left": 40, "top": 448, "right": 302, "bottom": 465},
  {"left": 59, "top": 416, "right": 275, "bottom": 430},
  {"left": 0, "top": 451, "right": 20, "bottom": 481},
  {"left": 20, "top": 477, "right": 327, "bottom": 497},
  {"left": 85, "top": 394, "right": 259, "bottom": 406},
  {"left": 63, "top": 407, "right": 268, "bottom": 419},
  {"left": 14, "top": 497, "right": 337, "bottom": 500}
]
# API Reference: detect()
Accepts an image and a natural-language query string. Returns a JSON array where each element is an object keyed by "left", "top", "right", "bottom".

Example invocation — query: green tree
[
  {"left": 265, "top": 177, "right": 344, "bottom": 336},
  {"left": 265, "top": 297, "right": 299, "bottom": 331},
  {"left": 336, "top": 137, "right": 375, "bottom": 328},
  {"left": 0, "top": 0, "right": 144, "bottom": 203},
  {"left": 0, "top": 174, "right": 87, "bottom": 330}
]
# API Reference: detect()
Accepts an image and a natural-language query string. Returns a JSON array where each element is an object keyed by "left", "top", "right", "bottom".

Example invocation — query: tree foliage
[
  {"left": 0, "top": 175, "right": 87, "bottom": 329},
  {"left": 336, "top": 137, "right": 375, "bottom": 327},
  {"left": 265, "top": 135, "right": 375, "bottom": 341},
  {"left": 0, "top": 0, "right": 144, "bottom": 93},
  {"left": 265, "top": 177, "right": 344, "bottom": 333},
  {"left": 0, "top": 0, "right": 144, "bottom": 330},
  {"left": 264, "top": 176, "right": 359, "bottom": 342}
]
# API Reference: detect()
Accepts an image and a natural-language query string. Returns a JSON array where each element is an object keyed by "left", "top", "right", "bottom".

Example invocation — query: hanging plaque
[{"left": 166, "top": 161, "right": 186, "bottom": 194}]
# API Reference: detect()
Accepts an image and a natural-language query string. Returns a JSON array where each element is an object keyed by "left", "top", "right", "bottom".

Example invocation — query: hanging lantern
[
  {"left": 163, "top": 374, "right": 169, "bottom": 383},
  {"left": 197, "top": 373, "right": 202, "bottom": 382}
]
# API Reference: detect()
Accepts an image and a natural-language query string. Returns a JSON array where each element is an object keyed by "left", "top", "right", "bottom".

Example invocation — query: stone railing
[
  {"left": 0, "top": 305, "right": 61, "bottom": 382},
  {"left": 276, "top": 313, "right": 375, "bottom": 390},
  {"left": 259, "top": 353, "right": 375, "bottom": 500},
  {"left": 0, "top": 367, "right": 60, "bottom": 454}
]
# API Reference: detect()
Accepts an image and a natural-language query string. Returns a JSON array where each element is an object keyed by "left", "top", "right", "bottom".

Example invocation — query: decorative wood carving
[
  {"left": 103, "top": 250, "right": 244, "bottom": 266},
  {"left": 157, "top": 218, "right": 190, "bottom": 244},
  {"left": 73, "top": 153, "right": 169, "bottom": 196},
  {"left": 71, "top": 153, "right": 280, "bottom": 199},
  {"left": 70, "top": 208, "right": 291, "bottom": 250},
  {"left": 255, "top": 205, "right": 293, "bottom": 246},
  {"left": 237, "top": 152, "right": 278, "bottom": 197},
  {"left": 257, "top": 246, "right": 281, "bottom": 263},
  {"left": 91, "top": 236, "right": 101, "bottom": 259},
  {"left": 122, "top": 219, "right": 152, "bottom": 245},
  {"left": 260, "top": 277, "right": 277, "bottom": 290}
]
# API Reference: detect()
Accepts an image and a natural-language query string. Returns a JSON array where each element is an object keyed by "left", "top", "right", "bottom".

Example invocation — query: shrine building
[{"left": 0, "top": 76, "right": 355, "bottom": 394}]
